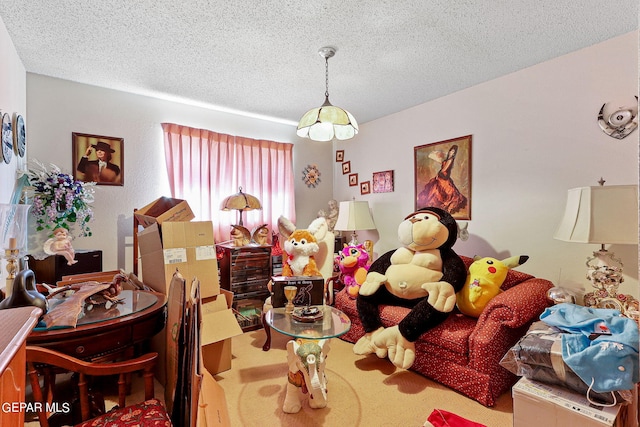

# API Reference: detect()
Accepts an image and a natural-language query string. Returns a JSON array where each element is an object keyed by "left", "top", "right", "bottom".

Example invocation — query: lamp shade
[
  {"left": 219, "top": 187, "right": 262, "bottom": 212},
  {"left": 334, "top": 201, "right": 376, "bottom": 232},
  {"left": 220, "top": 187, "right": 261, "bottom": 226},
  {"left": 554, "top": 184, "right": 638, "bottom": 245},
  {"left": 296, "top": 98, "right": 359, "bottom": 142}
]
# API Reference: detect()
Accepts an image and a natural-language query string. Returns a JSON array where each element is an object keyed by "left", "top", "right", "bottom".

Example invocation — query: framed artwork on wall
[
  {"left": 342, "top": 161, "right": 351, "bottom": 174},
  {"left": 72, "top": 132, "right": 124, "bottom": 186},
  {"left": 373, "top": 170, "right": 394, "bottom": 193},
  {"left": 348, "top": 173, "right": 358, "bottom": 187},
  {"left": 414, "top": 135, "right": 472, "bottom": 220},
  {"left": 335, "top": 150, "right": 344, "bottom": 162},
  {"left": 360, "top": 181, "right": 371, "bottom": 195}
]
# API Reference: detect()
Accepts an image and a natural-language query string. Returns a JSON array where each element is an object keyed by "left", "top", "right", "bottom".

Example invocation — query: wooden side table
[{"left": 0, "top": 306, "right": 41, "bottom": 426}]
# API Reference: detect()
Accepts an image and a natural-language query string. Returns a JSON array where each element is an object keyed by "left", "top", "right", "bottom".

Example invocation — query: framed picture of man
[
  {"left": 72, "top": 133, "right": 124, "bottom": 186},
  {"left": 414, "top": 135, "right": 471, "bottom": 220}
]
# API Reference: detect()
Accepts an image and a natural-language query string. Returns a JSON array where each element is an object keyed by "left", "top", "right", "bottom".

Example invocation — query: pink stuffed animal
[{"left": 336, "top": 243, "right": 370, "bottom": 298}]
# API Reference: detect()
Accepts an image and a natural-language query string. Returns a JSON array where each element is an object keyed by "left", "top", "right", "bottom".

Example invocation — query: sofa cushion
[{"left": 336, "top": 290, "right": 475, "bottom": 358}]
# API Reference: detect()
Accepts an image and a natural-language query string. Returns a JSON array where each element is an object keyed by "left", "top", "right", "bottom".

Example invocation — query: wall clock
[
  {"left": 1, "top": 112, "right": 12, "bottom": 164},
  {"left": 302, "top": 164, "right": 321, "bottom": 188},
  {"left": 13, "top": 114, "right": 25, "bottom": 157}
]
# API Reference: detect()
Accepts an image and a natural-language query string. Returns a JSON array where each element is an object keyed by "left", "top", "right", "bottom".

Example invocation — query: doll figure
[{"left": 44, "top": 227, "right": 78, "bottom": 266}]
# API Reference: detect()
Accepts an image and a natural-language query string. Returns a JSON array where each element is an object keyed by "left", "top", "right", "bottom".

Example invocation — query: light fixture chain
[{"left": 325, "top": 56, "right": 330, "bottom": 98}]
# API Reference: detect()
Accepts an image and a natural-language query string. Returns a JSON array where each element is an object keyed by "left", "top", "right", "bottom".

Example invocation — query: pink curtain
[{"left": 162, "top": 123, "right": 295, "bottom": 242}]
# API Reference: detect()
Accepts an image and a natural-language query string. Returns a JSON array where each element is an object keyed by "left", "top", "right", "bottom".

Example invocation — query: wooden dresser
[{"left": 0, "top": 306, "right": 42, "bottom": 426}]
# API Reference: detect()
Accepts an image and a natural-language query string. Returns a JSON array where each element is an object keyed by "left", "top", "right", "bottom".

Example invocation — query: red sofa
[{"left": 334, "top": 256, "right": 553, "bottom": 406}]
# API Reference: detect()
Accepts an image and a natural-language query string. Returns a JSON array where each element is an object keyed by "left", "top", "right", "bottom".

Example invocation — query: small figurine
[
  {"left": 318, "top": 199, "right": 339, "bottom": 232},
  {"left": 251, "top": 224, "right": 270, "bottom": 245},
  {"left": 43, "top": 228, "right": 77, "bottom": 266},
  {"left": 230, "top": 225, "right": 250, "bottom": 247}
]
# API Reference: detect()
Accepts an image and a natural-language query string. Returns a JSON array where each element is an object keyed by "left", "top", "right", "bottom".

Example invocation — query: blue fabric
[{"left": 540, "top": 303, "right": 639, "bottom": 393}]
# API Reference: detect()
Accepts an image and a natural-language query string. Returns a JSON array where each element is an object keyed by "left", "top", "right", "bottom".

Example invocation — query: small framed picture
[
  {"left": 360, "top": 181, "right": 371, "bottom": 195},
  {"left": 335, "top": 150, "right": 344, "bottom": 162},
  {"left": 73, "top": 132, "right": 124, "bottom": 186},
  {"left": 342, "top": 161, "right": 351, "bottom": 174},
  {"left": 373, "top": 170, "right": 394, "bottom": 193},
  {"left": 349, "top": 173, "right": 358, "bottom": 187}
]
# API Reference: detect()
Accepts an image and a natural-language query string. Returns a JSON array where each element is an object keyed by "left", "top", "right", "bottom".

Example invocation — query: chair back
[{"left": 26, "top": 346, "right": 159, "bottom": 427}]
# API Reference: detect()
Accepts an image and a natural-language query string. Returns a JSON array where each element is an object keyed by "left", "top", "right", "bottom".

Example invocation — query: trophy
[{"left": 284, "top": 285, "right": 297, "bottom": 314}]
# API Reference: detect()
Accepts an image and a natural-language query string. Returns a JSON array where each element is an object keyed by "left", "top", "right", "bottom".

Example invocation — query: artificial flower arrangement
[{"left": 25, "top": 160, "right": 95, "bottom": 237}]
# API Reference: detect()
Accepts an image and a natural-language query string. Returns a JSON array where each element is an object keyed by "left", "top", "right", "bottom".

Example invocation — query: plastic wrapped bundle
[{"left": 500, "top": 321, "right": 627, "bottom": 405}]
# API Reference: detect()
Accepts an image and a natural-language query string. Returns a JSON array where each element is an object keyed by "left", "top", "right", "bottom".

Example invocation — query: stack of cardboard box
[{"left": 135, "top": 197, "right": 243, "bottom": 426}]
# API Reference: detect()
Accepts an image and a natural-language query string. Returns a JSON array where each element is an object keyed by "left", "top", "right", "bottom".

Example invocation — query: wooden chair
[{"left": 26, "top": 346, "right": 172, "bottom": 427}]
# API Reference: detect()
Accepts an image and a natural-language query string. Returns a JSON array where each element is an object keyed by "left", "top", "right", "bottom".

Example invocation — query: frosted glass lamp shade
[
  {"left": 297, "top": 98, "right": 359, "bottom": 142},
  {"left": 0, "top": 203, "right": 31, "bottom": 252}
]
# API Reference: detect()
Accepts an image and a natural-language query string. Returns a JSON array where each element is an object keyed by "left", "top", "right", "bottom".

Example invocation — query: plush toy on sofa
[
  {"left": 354, "top": 207, "right": 467, "bottom": 369},
  {"left": 336, "top": 243, "right": 370, "bottom": 299},
  {"left": 456, "top": 255, "right": 529, "bottom": 318}
]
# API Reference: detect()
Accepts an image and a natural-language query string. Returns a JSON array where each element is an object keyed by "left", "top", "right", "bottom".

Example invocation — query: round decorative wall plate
[
  {"left": 1, "top": 113, "right": 12, "bottom": 164},
  {"left": 13, "top": 114, "right": 25, "bottom": 157}
]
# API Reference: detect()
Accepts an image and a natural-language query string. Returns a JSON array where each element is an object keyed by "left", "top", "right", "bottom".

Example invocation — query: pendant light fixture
[{"left": 296, "top": 46, "right": 358, "bottom": 142}]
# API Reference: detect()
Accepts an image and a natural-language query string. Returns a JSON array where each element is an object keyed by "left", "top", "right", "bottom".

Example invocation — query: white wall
[
  {"left": 0, "top": 14, "right": 26, "bottom": 204},
  {"left": 335, "top": 31, "right": 639, "bottom": 299},
  {"left": 26, "top": 75, "right": 333, "bottom": 274},
  {"left": 0, "top": 16, "right": 26, "bottom": 285}
]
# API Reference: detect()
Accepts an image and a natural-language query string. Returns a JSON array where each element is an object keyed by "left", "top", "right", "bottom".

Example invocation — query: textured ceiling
[{"left": 0, "top": 1, "right": 637, "bottom": 125}]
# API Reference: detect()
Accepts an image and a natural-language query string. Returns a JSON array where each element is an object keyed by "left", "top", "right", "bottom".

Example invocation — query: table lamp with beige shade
[
  {"left": 554, "top": 180, "right": 638, "bottom": 315},
  {"left": 334, "top": 200, "right": 376, "bottom": 246}
]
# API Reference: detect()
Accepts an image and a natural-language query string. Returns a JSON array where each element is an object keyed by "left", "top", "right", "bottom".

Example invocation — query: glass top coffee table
[
  {"left": 263, "top": 306, "right": 351, "bottom": 414},
  {"left": 264, "top": 305, "right": 351, "bottom": 340}
]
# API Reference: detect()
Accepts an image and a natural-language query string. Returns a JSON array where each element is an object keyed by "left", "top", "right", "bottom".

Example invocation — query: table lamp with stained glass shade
[
  {"left": 219, "top": 187, "right": 262, "bottom": 226},
  {"left": 553, "top": 181, "right": 638, "bottom": 314},
  {"left": 334, "top": 200, "right": 376, "bottom": 246}
]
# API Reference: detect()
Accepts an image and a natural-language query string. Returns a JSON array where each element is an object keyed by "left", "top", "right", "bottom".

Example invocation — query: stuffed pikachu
[{"left": 456, "top": 255, "right": 528, "bottom": 318}]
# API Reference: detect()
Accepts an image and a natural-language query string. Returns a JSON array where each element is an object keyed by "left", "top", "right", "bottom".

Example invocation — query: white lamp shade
[
  {"left": 554, "top": 184, "right": 638, "bottom": 244},
  {"left": 334, "top": 201, "right": 376, "bottom": 231}
]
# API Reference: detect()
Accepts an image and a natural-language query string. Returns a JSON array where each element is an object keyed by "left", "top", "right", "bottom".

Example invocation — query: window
[{"left": 162, "top": 123, "right": 295, "bottom": 242}]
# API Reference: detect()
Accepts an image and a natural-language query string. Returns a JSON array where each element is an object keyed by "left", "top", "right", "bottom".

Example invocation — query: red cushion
[{"left": 75, "top": 398, "right": 172, "bottom": 427}]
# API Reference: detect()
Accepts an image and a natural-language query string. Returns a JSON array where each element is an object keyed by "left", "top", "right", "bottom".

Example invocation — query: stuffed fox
[{"left": 278, "top": 216, "right": 327, "bottom": 277}]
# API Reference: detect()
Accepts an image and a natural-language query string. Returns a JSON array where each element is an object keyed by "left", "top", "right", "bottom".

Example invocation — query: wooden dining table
[{"left": 27, "top": 289, "right": 167, "bottom": 362}]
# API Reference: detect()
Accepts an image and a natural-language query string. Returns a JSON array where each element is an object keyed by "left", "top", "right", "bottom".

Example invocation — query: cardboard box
[
  {"left": 270, "top": 276, "right": 325, "bottom": 307},
  {"left": 200, "top": 289, "right": 243, "bottom": 375},
  {"left": 197, "top": 368, "right": 231, "bottom": 427},
  {"left": 138, "top": 221, "right": 220, "bottom": 298},
  {"left": 513, "top": 377, "right": 623, "bottom": 427},
  {"left": 135, "top": 197, "right": 195, "bottom": 228}
]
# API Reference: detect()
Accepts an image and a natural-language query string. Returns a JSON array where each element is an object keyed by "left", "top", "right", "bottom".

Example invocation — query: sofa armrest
[
  {"left": 476, "top": 277, "right": 553, "bottom": 329},
  {"left": 467, "top": 277, "right": 553, "bottom": 373}
]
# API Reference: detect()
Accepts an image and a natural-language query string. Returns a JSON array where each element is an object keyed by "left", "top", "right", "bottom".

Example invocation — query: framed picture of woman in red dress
[{"left": 414, "top": 135, "right": 471, "bottom": 220}]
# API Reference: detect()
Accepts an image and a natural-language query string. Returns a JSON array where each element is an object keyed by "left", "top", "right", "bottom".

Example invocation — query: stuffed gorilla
[{"left": 353, "top": 207, "right": 467, "bottom": 369}]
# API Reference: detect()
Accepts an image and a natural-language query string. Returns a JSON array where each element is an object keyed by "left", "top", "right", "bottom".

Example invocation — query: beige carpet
[{"left": 215, "top": 330, "right": 514, "bottom": 427}]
